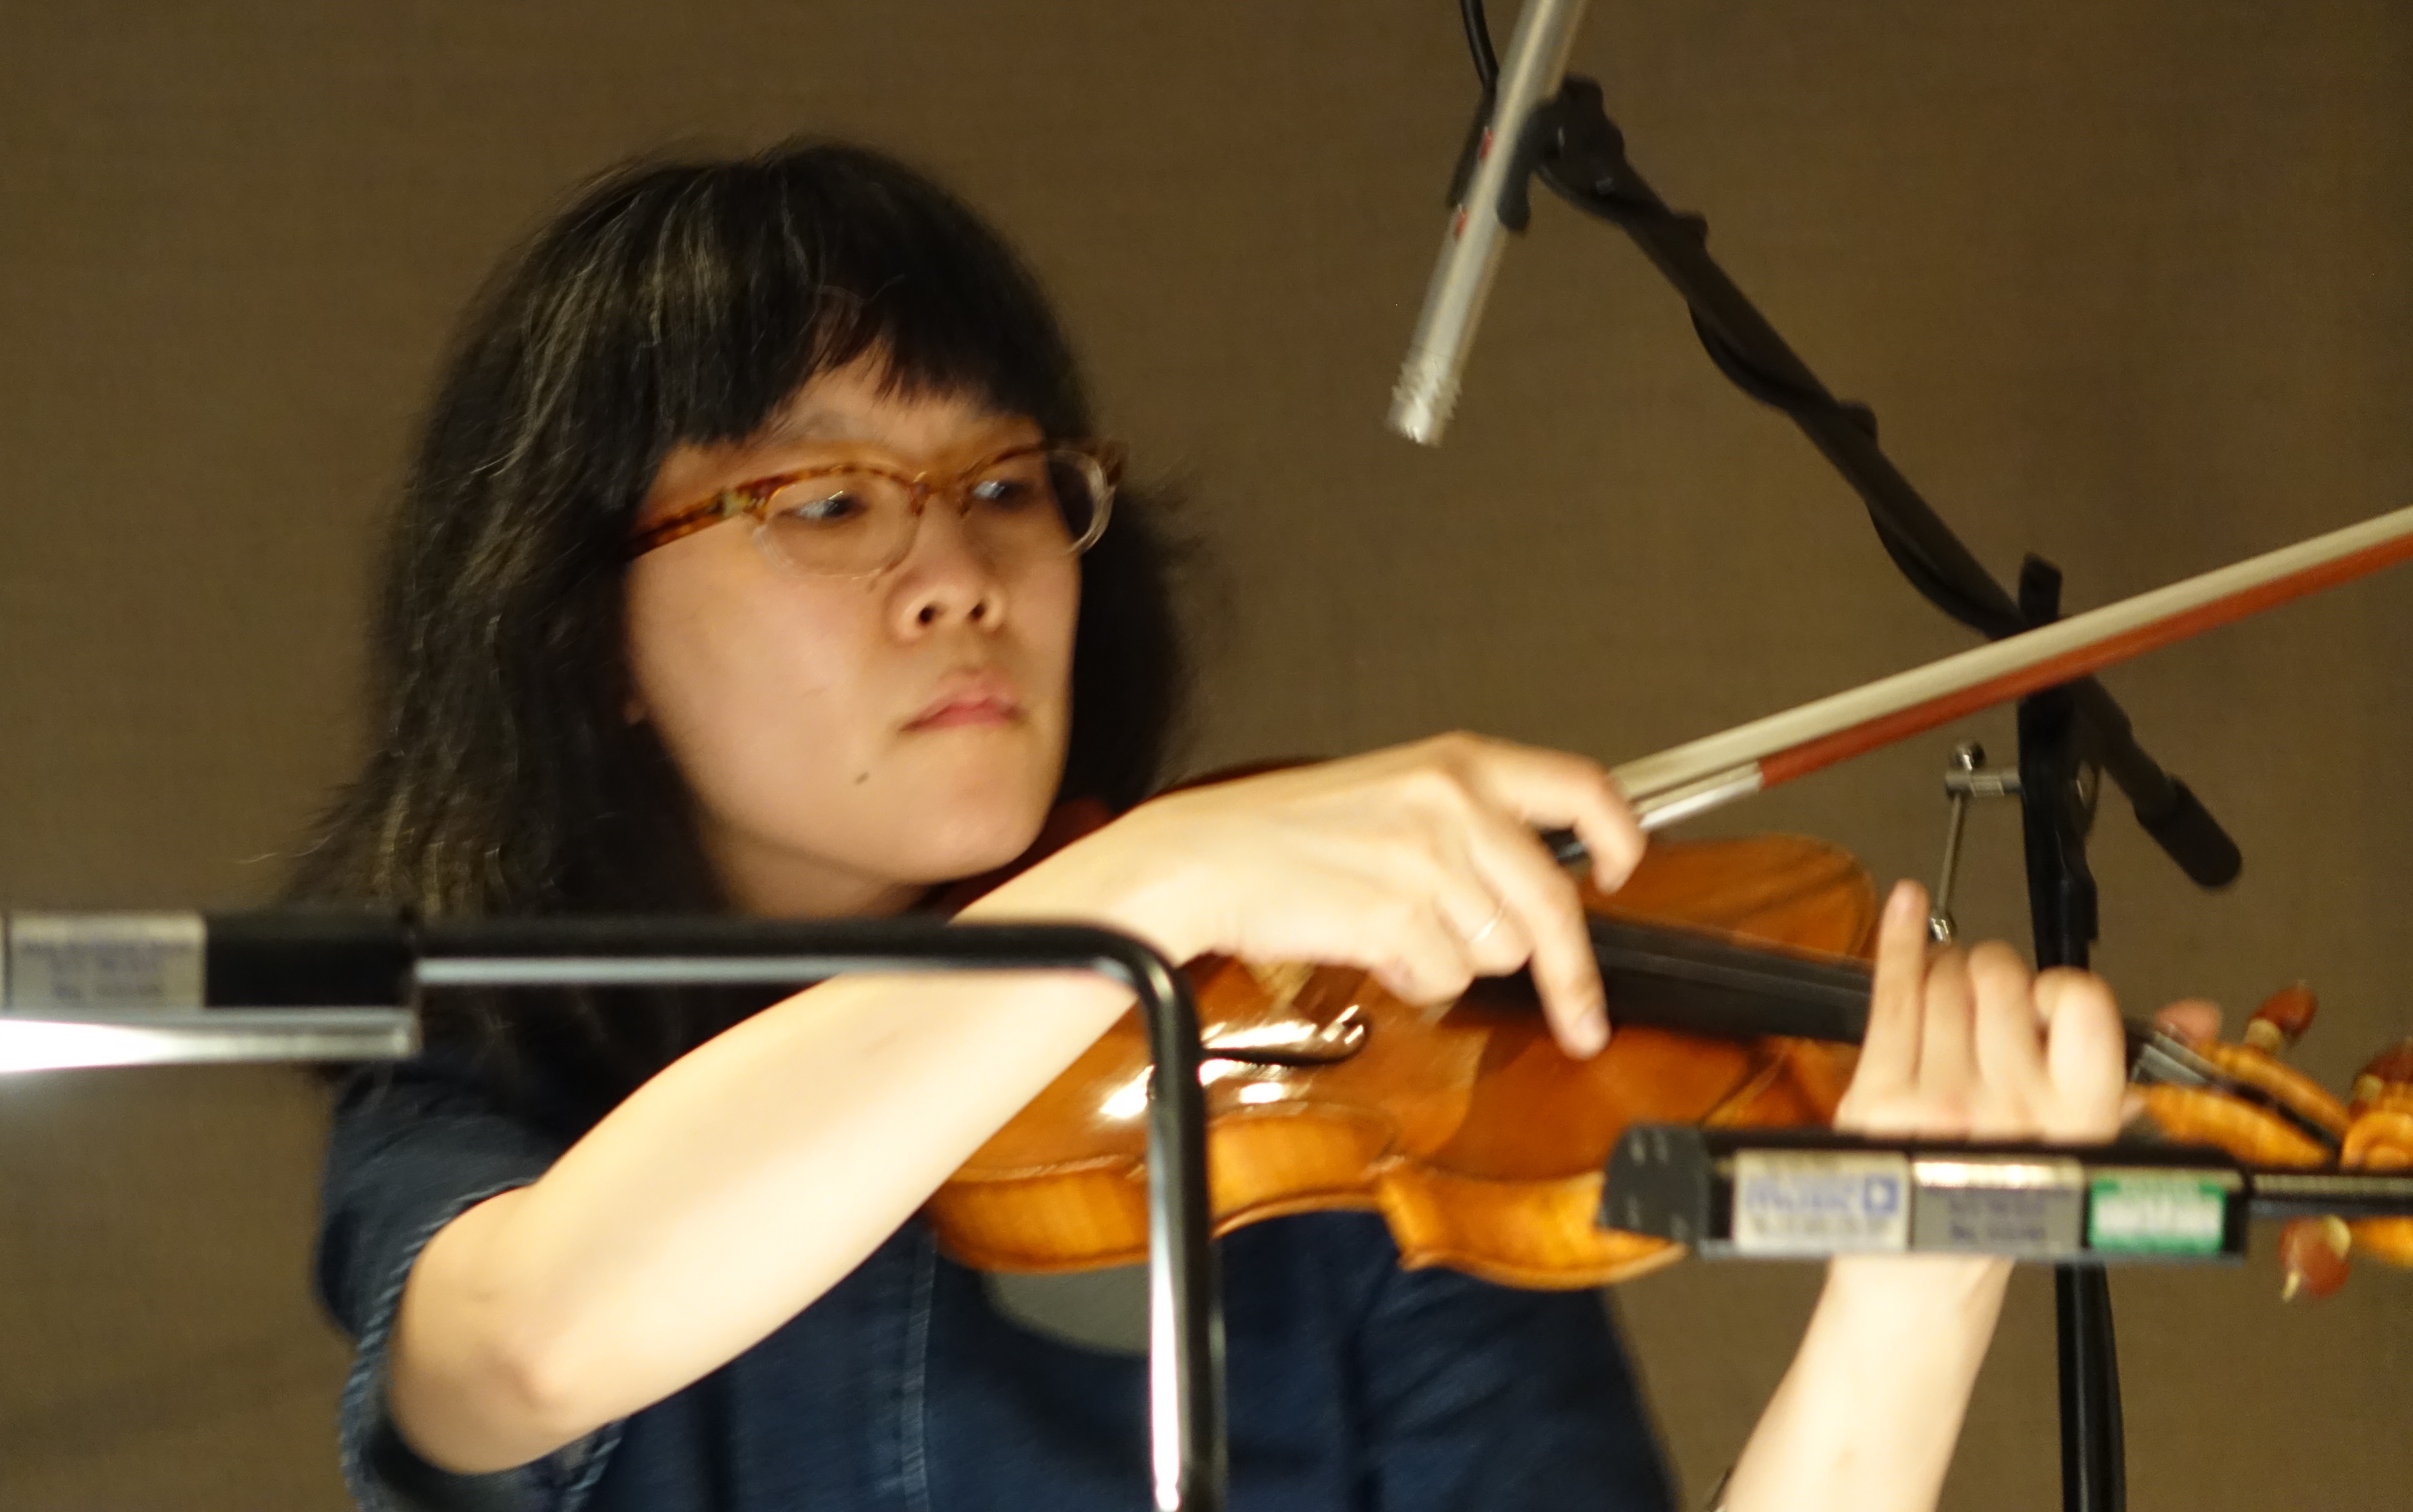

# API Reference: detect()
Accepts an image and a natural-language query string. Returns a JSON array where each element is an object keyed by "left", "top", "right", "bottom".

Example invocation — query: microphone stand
[
  {"left": 0, "top": 915, "right": 1229, "bottom": 1512},
  {"left": 2015, "top": 566, "right": 2125, "bottom": 1512},
  {"left": 1445, "top": 7, "right": 2245, "bottom": 1508}
]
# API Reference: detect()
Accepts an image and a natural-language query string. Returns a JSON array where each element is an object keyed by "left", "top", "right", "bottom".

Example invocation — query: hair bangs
[{"left": 628, "top": 145, "right": 1092, "bottom": 462}]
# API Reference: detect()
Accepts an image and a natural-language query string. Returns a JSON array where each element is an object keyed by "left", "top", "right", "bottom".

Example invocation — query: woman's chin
[
  {"left": 890, "top": 777, "right": 1059, "bottom": 879},
  {"left": 890, "top": 734, "right": 1062, "bottom": 863}
]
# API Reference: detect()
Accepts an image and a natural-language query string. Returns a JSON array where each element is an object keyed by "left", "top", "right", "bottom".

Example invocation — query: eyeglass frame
[{"left": 627, "top": 438, "right": 1123, "bottom": 575}]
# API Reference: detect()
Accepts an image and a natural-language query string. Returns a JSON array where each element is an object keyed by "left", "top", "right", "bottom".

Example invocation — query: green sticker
[{"left": 2088, "top": 1175, "right": 2228, "bottom": 1254}]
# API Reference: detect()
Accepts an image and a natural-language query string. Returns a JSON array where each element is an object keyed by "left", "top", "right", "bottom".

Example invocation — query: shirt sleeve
[
  {"left": 313, "top": 1060, "right": 622, "bottom": 1512},
  {"left": 1349, "top": 1251, "right": 1677, "bottom": 1512}
]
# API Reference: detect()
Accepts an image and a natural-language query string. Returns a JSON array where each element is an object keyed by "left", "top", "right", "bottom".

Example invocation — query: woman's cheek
[{"left": 627, "top": 547, "right": 853, "bottom": 785}]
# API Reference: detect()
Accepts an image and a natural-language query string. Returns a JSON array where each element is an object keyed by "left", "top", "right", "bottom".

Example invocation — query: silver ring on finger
[{"left": 1467, "top": 900, "right": 1508, "bottom": 948}]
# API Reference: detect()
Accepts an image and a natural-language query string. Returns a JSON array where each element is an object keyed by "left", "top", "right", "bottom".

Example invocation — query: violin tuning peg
[
  {"left": 2277, "top": 1215, "right": 2353, "bottom": 1303},
  {"left": 2243, "top": 983, "right": 2318, "bottom": 1056},
  {"left": 2351, "top": 1039, "right": 2413, "bottom": 1110}
]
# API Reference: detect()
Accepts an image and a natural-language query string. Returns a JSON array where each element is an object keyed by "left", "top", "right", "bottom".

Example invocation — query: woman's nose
[{"left": 890, "top": 497, "right": 1005, "bottom": 630}]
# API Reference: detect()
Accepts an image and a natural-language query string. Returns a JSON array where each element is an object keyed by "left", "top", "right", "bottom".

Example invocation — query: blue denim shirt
[{"left": 316, "top": 1057, "right": 1676, "bottom": 1512}]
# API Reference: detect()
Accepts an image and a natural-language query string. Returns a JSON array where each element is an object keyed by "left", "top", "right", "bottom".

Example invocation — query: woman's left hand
[
  {"left": 1720, "top": 880, "right": 2130, "bottom": 1512},
  {"left": 1834, "top": 878, "right": 2128, "bottom": 1147}
]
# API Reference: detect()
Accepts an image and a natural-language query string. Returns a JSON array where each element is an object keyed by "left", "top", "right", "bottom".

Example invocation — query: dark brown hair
[{"left": 290, "top": 141, "right": 1185, "bottom": 1129}]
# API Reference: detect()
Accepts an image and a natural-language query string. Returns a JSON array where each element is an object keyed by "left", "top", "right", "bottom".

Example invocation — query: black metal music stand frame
[{"left": 2, "top": 916, "right": 1231, "bottom": 1512}]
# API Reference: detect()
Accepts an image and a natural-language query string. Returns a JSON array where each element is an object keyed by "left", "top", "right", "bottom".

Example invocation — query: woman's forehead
[{"left": 759, "top": 359, "right": 1040, "bottom": 453}]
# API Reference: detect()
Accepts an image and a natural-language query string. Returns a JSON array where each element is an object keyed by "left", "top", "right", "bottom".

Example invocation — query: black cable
[
  {"left": 1461, "top": 0, "right": 1499, "bottom": 90},
  {"left": 1524, "top": 97, "right": 2020, "bottom": 639},
  {"left": 1458, "top": 3, "right": 2014, "bottom": 640}
]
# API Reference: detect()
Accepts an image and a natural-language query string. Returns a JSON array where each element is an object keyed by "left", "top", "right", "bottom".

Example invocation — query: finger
[
  {"left": 1211, "top": 864, "right": 1480, "bottom": 1011},
  {"left": 1854, "top": 880, "right": 1932, "bottom": 1094},
  {"left": 1453, "top": 893, "right": 1530, "bottom": 974},
  {"left": 2035, "top": 967, "right": 2128, "bottom": 1143},
  {"left": 1967, "top": 941, "right": 2049, "bottom": 1133},
  {"left": 1366, "top": 827, "right": 1522, "bottom": 1005},
  {"left": 2153, "top": 998, "right": 2223, "bottom": 1046},
  {"left": 1453, "top": 796, "right": 1608, "bottom": 1057},
  {"left": 1569, "top": 775, "right": 1647, "bottom": 893},
  {"left": 1362, "top": 891, "right": 1480, "bottom": 1009},
  {"left": 1390, "top": 823, "right": 1524, "bottom": 977},
  {"left": 1428, "top": 863, "right": 1534, "bottom": 983},
  {"left": 1916, "top": 945, "right": 1980, "bottom": 1129},
  {"left": 1447, "top": 736, "right": 1647, "bottom": 892}
]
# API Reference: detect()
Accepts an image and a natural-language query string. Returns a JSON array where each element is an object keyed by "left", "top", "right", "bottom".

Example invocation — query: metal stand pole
[{"left": 2014, "top": 563, "right": 2125, "bottom": 1512}]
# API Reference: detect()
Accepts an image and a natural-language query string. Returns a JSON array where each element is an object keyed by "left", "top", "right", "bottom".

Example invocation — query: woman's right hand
[{"left": 961, "top": 733, "right": 1646, "bottom": 1058}]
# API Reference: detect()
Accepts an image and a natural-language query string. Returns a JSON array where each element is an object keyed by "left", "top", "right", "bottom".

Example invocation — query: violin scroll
[
  {"left": 2131, "top": 985, "right": 2349, "bottom": 1169},
  {"left": 2137, "top": 989, "right": 2413, "bottom": 1302},
  {"left": 2126, "top": 988, "right": 2413, "bottom": 1299}
]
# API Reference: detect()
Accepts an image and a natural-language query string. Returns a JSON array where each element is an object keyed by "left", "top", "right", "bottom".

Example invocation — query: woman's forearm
[
  {"left": 1721, "top": 1257, "right": 2012, "bottom": 1512},
  {"left": 389, "top": 961, "right": 1135, "bottom": 1472}
]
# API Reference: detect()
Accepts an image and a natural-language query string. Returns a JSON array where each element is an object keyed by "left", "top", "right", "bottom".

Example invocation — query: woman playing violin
[{"left": 305, "top": 141, "right": 2139, "bottom": 1512}]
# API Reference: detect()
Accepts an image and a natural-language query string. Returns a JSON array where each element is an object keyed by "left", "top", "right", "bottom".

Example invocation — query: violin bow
[
  {"left": 1585, "top": 505, "right": 2413, "bottom": 833},
  {"left": 1548, "top": 504, "right": 2413, "bottom": 1118}
]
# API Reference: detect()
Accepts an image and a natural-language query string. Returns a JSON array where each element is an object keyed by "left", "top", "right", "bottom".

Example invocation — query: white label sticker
[
  {"left": 4, "top": 913, "right": 205, "bottom": 1012},
  {"left": 1910, "top": 1156, "right": 2086, "bottom": 1255},
  {"left": 1731, "top": 1151, "right": 1911, "bottom": 1255}
]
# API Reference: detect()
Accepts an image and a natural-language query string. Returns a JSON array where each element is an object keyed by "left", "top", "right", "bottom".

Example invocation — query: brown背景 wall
[{"left": 2, "top": 2, "right": 2409, "bottom": 1507}]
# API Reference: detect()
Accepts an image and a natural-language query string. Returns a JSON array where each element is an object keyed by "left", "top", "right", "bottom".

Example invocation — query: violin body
[{"left": 930, "top": 831, "right": 1875, "bottom": 1289}]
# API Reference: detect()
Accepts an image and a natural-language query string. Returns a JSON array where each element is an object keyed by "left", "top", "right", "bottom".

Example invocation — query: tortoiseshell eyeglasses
[{"left": 628, "top": 440, "right": 1121, "bottom": 580}]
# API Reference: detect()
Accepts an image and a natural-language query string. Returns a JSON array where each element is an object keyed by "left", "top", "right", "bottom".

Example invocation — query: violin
[
  {"left": 929, "top": 507, "right": 2413, "bottom": 1289},
  {"left": 936, "top": 816, "right": 1872, "bottom": 1287},
  {"left": 934, "top": 798, "right": 2413, "bottom": 1295}
]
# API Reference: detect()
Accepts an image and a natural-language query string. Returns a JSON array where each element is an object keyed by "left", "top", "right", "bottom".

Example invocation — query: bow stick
[{"left": 1553, "top": 505, "right": 2413, "bottom": 840}]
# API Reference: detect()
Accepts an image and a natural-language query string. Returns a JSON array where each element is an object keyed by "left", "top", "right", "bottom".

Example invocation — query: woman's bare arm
[
  {"left": 388, "top": 962, "right": 1136, "bottom": 1472},
  {"left": 382, "top": 735, "right": 1645, "bottom": 1473}
]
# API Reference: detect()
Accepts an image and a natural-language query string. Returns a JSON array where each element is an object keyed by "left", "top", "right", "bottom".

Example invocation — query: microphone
[{"left": 1388, "top": 0, "right": 1590, "bottom": 445}]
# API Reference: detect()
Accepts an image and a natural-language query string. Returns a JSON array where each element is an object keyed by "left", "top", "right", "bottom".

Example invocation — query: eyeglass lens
[{"left": 755, "top": 450, "right": 1106, "bottom": 577}]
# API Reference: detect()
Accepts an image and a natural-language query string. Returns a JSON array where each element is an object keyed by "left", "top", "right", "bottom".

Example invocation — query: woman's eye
[
  {"left": 969, "top": 476, "right": 1043, "bottom": 511},
  {"left": 782, "top": 488, "right": 871, "bottom": 525}
]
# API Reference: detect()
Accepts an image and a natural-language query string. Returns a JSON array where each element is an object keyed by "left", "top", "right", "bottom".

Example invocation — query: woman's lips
[
  {"left": 908, "top": 697, "right": 1019, "bottom": 730},
  {"left": 907, "top": 673, "right": 1023, "bottom": 730}
]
